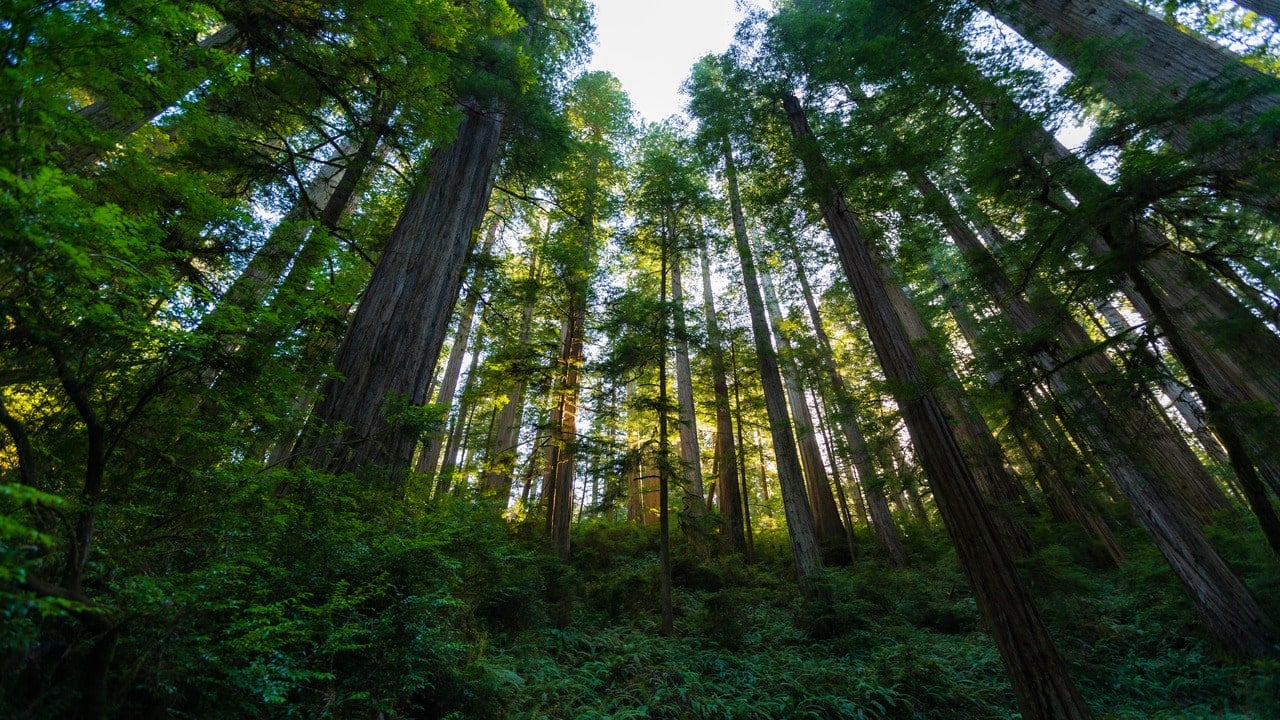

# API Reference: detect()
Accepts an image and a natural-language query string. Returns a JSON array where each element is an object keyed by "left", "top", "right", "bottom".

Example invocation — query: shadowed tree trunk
[
  {"left": 788, "top": 242, "right": 907, "bottom": 566},
  {"left": 784, "top": 91, "right": 1094, "bottom": 720},
  {"left": 721, "top": 136, "right": 822, "bottom": 580},
  {"left": 758, "top": 254, "right": 847, "bottom": 551},
  {"left": 297, "top": 103, "right": 503, "bottom": 482}
]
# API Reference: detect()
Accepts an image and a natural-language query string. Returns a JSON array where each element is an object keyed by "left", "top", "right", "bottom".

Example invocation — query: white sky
[{"left": 587, "top": 0, "right": 747, "bottom": 123}]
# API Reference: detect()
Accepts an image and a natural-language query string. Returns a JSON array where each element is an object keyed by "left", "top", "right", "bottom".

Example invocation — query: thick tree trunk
[
  {"left": 722, "top": 137, "right": 822, "bottom": 580},
  {"left": 783, "top": 92, "right": 1093, "bottom": 720},
  {"left": 699, "top": 239, "right": 747, "bottom": 553},
  {"left": 980, "top": 0, "right": 1280, "bottom": 200},
  {"left": 759, "top": 257, "right": 847, "bottom": 551},
  {"left": 671, "top": 258, "right": 707, "bottom": 520},
  {"left": 298, "top": 103, "right": 502, "bottom": 481}
]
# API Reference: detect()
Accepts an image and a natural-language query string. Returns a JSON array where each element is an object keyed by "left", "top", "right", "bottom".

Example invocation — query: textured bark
[
  {"left": 784, "top": 92, "right": 1092, "bottom": 720},
  {"left": 963, "top": 76, "right": 1280, "bottom": 516},
  {"left": 417, "top": 221, "right": 500, "bottom": 476},
  {"left": 299, "top": 104, "right": 502, "bottom": 481},
  {"left": 790, "top": 244, "right": 906, "bottom": 566},
  {"left": 699, "top": 239, "right": 747, "bottom": 553},
  {"left": 981, "top": 0, "right": 1280, "bottom": 195},
  {"left": 671, "top": 258, "right": 707, "bottom": 519},
  {"left": 722, "top": 137, "right": 823, "bottom": 580},
  {"left": 759, "top": 257, "right": 847, "bottom": 550},
  {"left": 878, "top": 254, "right": 1037, "bottom": 555}
]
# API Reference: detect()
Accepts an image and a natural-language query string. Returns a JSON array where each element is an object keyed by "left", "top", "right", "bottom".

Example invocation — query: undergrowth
[{"left": 3, "top": 475, "right": 1276, "bottom": 718}]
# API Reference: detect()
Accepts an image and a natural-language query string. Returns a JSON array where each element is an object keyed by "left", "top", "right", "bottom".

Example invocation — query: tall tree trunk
[
  {"left": 783, "top": 92, "right": 1093, "bottom": 720},
  {"left": 545, "top": 289, "right": 585, "bottom": 560},
  {"left": 699, "top": 238, "right": 747, "bottom": 553},
  {"left": 789, "top": 243, "right": 907, "bottom": 566},
  {"left": 758, "top": 255, "right": 847, "bottom": 551},
  {"left": 721, "top": 136, "right": 822, "bottom": 580},
  {"left": 297, "top": 103, "right": 503, "bottom": 481},
  {"left": 980, "top": 0, "right": 1280, "bottom": 203},
  {"left": 658, "top": 243, "right": 675, "bottom": 634},
  {"left": 417, "top": 220, "right": 500, "bottom": 476},
  {"left": 208, "top": 102, "right": 390, "bottom": 405},
  {"left": 484, "top": 254, "right": 541, "bottom": 499},
  {"left": 671, "top": 256, "right": 708, "bottom": 522}
]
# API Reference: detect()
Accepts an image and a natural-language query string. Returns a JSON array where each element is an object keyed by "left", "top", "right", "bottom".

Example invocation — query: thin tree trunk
[
  {"left": 546, "top": 290, "right": 585, "bottom": 560},
  {"left": 671, "top": 256, "right": 707, "bottom": 522},
  {"left": 784, "top": 92, "right": 1093, "bottom": 720},
  {"left": 417, "top": 220, "right": 500, "bottom": 475},
  {"left": 758, "top": 256, "right": 847, "bottom": 550},
  {"left": 788, "top": 240, "right": 907, "bottom": 565},
  {"left": 813, "top": 389, "right": 861, "bottom": 561},
  {"left": 721, "top": 136, "right": 822, "bottom": 580},
  {"left": 484, "top": 254, "right": 541, "bottom": 499},
  {"left": 658, "top": 243, "right": 675, "bottom": 634},
  {"left": 66, "top": 24, "right": 244, "bottom": 169},
  {"left": 699, "top": 239, "right": 747, "bottom": 553},
  {"left": 298, "top": 102, "right": 503, "bottom": 482}
]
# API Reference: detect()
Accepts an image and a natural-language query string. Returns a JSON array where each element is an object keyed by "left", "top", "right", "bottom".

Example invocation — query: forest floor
[{"left": 450, "top": 509, "right": 1280, "bottom": 719}]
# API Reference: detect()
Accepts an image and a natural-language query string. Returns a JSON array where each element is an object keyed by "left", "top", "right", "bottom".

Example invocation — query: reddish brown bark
[{"left": 299, "top": 104, "right": 502, "bottom": 481}]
